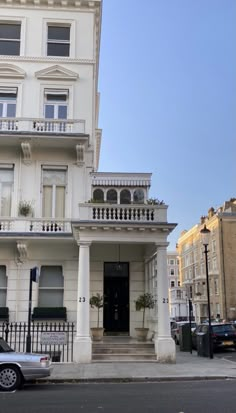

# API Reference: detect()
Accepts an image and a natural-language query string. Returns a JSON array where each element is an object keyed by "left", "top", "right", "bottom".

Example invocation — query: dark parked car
[
  {"left": 192, "top": 322, "right": 236, "bottom": 351},
  {"left": 0, "top": 337, "right": 52, "bottom": 391}
]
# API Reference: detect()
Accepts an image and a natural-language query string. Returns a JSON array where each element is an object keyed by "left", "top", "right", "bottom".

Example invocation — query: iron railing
[{"left": 0, "top": 321, "right": 75, "bottom": 362}]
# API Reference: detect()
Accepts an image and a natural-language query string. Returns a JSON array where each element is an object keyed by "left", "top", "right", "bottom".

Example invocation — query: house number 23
[
  {"left": 79, "top": 297, "right": 86, "bottom": 302},
  {"left": 162, "top": 298, "right": 168, "bottom": 303}
]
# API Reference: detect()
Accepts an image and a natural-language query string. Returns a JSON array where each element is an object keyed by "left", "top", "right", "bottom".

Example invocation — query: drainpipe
[{"left": 219, "top": 218, "right": 227, "bottom": 319}]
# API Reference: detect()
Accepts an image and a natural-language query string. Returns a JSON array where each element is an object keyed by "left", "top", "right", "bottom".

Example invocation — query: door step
[{"left": 92, "top": 340, "right": 157, "bottom": 362}]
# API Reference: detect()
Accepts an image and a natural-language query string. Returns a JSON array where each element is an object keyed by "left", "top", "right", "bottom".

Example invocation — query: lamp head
[{"left": 200, "top": 225, "right": 210, "bottom": 246}]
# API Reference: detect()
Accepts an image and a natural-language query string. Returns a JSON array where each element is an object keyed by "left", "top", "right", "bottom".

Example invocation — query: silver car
[{"left": 0, "top": 337, "right": 52, "bottom": 391}]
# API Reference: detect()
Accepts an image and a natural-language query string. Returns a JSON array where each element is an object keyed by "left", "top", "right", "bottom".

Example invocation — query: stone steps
[{"left": 92, "top": 340, "right": 157, "bottom": 362}]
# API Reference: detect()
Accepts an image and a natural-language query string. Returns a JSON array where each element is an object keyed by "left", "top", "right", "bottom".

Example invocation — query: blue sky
[{"left": 98, "top": 0, "right": 236, "bottom": 250}]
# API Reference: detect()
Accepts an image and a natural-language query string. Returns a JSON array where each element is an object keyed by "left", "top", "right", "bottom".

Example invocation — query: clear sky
[{"left": 98, "top": 0, "right": 236, "bottom": 250}]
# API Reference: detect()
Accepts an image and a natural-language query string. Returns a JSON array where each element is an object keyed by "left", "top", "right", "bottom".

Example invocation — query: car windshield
[
  {"left": 0, "top": 338, "right": 14, "bottom": 352},
  {"left": 212, "top": 324, "right": 234, "bottom": 333}
]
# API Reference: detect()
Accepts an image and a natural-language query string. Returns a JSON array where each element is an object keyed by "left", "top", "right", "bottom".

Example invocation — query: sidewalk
[{"left": 41, "top": 350, "right": 236, "bottom": 383}]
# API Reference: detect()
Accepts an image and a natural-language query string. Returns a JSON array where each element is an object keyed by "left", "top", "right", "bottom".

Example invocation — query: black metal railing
[{"left": 0, "top": 321, "right": 75, "bottom": 362}]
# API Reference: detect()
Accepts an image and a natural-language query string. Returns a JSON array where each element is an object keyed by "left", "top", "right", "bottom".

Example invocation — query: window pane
[
  {"left": 45, "top": 105, "right": 54, "bottom": 119},
  {"left": 43, "top": 170, "right": 66, "bottom": 185},
  {"left": 134, "top": 189, "right": 144, "bottom": 203},
  {"left": 46, "top": 94, "right": 67, "bottom": 102},
  {"left": 7, "top": 104, "right": 16, "bottom": 117},
  {"left": 93, "top": 189, "right": 104, "bottom": 202},
  {"left": 0, "top": 266, "right": 7, "bottom": 288},
  {"left": 0, "top": 40, "right": 20, "bottom": 55},
  {"left": 1, "top": 183, "right": 12, "bottom": 216},
  {"left": 55, "top": 186, "right": 65, "bottom": 218},
  {"left": 120, "top": 189, "right": 131, "bottom": 204},
  {"left": 47, "top": 43, "right": 70, "bottom": 57},
  {"left": 107, "top": 189, "right": 117, "bottom": 203},
  {"left": 48, "top": 26, "right": 70, "bottom": 41},
  {"left": 0, "top": 24, "right": 21, "bottom": 39},
  {"left": 58, "top": 105, "right": 67, "bottom": 119},
  {"left": 40, "top": 266, "right": 63, "bottom": 288},
  {"left": 43, "top": 186, "right": 52, "bottom": 217},
  {"left": 0, "top": 289, "right": 6, "bottom": 307},
  {"left": 0, "top": 103, "right": 3, "bottom": 117},
  {"left": 38, "top": 289, "right": 63, "bottom": 307}
]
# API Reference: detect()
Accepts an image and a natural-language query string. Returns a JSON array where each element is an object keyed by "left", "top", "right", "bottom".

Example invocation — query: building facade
[
  {"left": 177, "top": 199, "right": 236, "bottom": 324},
  {"left": 0, "top": 0, "right": 177, "bottom": 363}
]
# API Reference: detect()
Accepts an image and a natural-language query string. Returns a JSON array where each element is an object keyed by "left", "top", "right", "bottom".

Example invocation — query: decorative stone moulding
[
  {"left": 76, "top": 143, "right": 85, "bottom": 166},
  {"left": 35, "top": 65, "right": 78, "bottom": 81},
  {"left": 21, "top": 142, "right": 32, "bottom": 164},
  {"left": 16, "top": 241, "right": 28, "bottom": 263},
  {"left": 0, "top": 64, "right": 26, "bottom": 78}
]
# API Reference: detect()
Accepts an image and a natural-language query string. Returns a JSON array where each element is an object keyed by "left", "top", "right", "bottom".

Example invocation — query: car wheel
[{"left": 0, "top": 365, "right": 22, "bottom": 392}]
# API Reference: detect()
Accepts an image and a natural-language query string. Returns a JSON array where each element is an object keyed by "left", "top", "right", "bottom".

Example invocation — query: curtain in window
[
  {"left": 0, "top": 168, "right": 13, "bottom": 216},
  {"left": 43, "top": 186, "right": 52, "bottom": 217}
]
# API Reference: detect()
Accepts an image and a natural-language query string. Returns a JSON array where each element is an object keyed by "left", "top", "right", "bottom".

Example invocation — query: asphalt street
[{"left": 1, "top": 380, "right": 236, "bottom": 413}]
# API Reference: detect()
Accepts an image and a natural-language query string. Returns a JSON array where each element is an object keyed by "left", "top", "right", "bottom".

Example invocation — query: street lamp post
[
  {"left": 26, "top": 267, "right": 40, "bottom": 353},
  {"left": 200, "top": 225, "right": 213, "bottom": 359}
]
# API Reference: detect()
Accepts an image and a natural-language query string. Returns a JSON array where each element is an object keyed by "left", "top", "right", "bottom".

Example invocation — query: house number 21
[
  {"left": 162, "top": 298, "right": 168, "bottom": 304},
  {"left": 79, "top": 297, "right": 86, "bottom": 302}
]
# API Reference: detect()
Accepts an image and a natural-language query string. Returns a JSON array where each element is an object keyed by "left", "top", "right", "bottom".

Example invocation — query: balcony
[
  {"left": 78, "top": 203, "right": 168, "bottom": 223},
  {"left": 0, "top": 218, "right": 72, "bottom": 235},
  {"left": 0, "top": 118, "right": 85, "bottom": 135}
]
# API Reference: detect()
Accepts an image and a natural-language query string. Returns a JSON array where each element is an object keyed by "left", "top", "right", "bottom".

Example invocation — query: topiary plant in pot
[
  {"left": 134, "top": 293, "right": 155, "bottom": 341},
  {"left": 90, "top": 293, "right": 104, "bottom": 341}
]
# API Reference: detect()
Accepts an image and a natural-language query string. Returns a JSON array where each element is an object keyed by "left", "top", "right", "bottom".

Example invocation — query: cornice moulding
[{"left": 0, "top": 55, "right": 95, "bottom": 64}]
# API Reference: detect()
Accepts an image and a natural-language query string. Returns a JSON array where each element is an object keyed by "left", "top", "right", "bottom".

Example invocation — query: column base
[
  {"left": 73, "top": 335, "right": 92, "bottom": 363},
  {"left": 154, "top": 336, "right": 176, "bottom": 363}
]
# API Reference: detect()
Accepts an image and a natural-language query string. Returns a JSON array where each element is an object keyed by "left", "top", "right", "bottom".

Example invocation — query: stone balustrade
[{"left": 0, "top": 118, "right": 85, "bottom": 134}]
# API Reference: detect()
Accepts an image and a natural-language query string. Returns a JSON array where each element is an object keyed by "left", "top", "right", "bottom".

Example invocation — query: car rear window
[
  {"left": 212, "top": 324, "right": 234, "bottom": 333},
  {"left": 0, "top": 338, "right": 13, "bottom": 352}
]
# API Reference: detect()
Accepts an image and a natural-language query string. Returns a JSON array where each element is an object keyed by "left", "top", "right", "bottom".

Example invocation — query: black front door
[{"left": 103, "top": 262, "right": 129, "bottom": 333}]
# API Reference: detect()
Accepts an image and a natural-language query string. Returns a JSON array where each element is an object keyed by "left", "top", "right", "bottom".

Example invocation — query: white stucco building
[
  {"left": 167, "top": 252, "right": 188, "bottom": 321},
  {"left": 0, "top": 0, "right": 177, "bottom": 363}
]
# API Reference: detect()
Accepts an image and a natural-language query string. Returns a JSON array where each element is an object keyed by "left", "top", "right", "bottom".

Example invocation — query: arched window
[
  {"left": 93, "top": 188, "right": 104, "bottom": 202},
  {"left": 120, "top": 189, "right": 131, "bottom": 204},
  {"left": 133, "top": 188, "right": 144, "bottom": 204},
  {"left": 0, "top": 266, "right": 7, "bottom": 306},
  {"left": 39, "top": 266, "right": 64, "bottom": 307},
  {"left": 107, "top": 189, "right": 117, "bottom": 204}
]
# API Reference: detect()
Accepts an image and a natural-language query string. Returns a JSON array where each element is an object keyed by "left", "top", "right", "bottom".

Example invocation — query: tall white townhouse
[{"left": 0, "top": 0, "right": 177, "bottom": 363}]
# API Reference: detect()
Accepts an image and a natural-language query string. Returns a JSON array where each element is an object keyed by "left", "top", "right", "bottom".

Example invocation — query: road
[{"left": 1, "top": 380, "right": 236, "bottom": 413}]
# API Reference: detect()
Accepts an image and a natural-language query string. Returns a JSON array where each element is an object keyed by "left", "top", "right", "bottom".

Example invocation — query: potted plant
[
  {"left": 90, "top": 293, "right": 104, "bottom": 341},
  {"left": 134, "top": 293, "right": 155, "bottom": 341},
  {"left": 18, "top": 200, "right": 34, "bottom": 217}
]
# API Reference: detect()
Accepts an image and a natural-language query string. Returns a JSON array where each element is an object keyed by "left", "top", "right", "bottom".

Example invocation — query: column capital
[
  {"left": 77, "top": 241, "right": 91, "bottom": 247},
  {"left": 155, "top": 243, "right": 169, "bottom": 249}
]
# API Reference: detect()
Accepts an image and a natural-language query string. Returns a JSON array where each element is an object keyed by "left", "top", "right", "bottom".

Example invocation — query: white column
[
  {"left": 74, "top": 242, "right": 92, "bottom": 363},
  {"left": 154, "top": 245, "right": 176, "bottom": 363}
]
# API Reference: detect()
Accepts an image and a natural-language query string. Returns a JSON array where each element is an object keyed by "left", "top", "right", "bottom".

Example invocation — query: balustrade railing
[
  {"left": 0, "top": 118, "right": 85, "bottom": 134},
  {"left": 0, "top": 218, "right": 72, "bottom": 234},
  {"left": 79, "top": 203, "right": 167, "bottom": 223}
]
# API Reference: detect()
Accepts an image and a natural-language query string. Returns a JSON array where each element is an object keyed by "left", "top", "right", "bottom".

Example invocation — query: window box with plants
[
  {"left": 32, "top": 307, "right": 67, "bottom": 321},
  {"left": 0, "top": 307, "right": 9, "bottom": 321},
  {"left": 134, "top": 293, "right": 155, "bottom": 341},
  {"left": 90, "top": 293, "right": 104, "bottom": 341}
]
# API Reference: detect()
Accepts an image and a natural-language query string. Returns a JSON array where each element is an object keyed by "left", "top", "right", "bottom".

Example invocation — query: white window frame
[
  {"left": 40, "top": 84, "right": 73, "bottom": 120},
  {"left": 44, "top": 89, "right": 69, "bottom": 120},
  {"left": 0, "top": 88, "right": 17, "bottom": 118},
  {"left": 0, "top": 17, "right": 26, "bottom": 56},
  {"left": 38, "top": 265, "right": 64, "bottom": 307},
  {"left": 42, "top": 18, "right": 75, "bottom": 58},
  {"left": 41, "top": 166, "right": 67, "bottom": 219}
]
